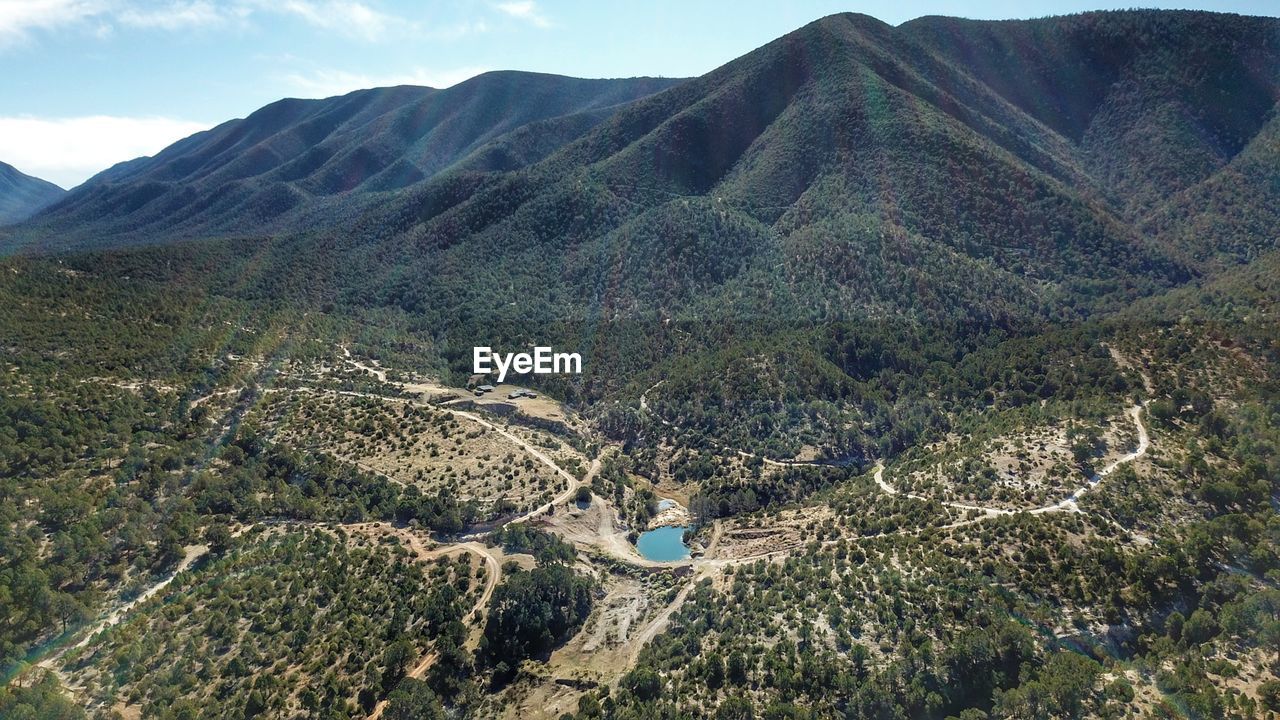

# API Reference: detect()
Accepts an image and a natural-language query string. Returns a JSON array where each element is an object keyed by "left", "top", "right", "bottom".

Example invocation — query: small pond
[{"left": 635, "top": 525, "right": 691, "bottom": 562}]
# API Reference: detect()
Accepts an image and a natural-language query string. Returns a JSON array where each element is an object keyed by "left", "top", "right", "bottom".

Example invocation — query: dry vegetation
[
  {"left": 58, "top": 526, "right": 480, "bottom": 720},
  {"left": 254, "top": 391, "right": 570, "bottom": 517},
  {"left": 887, "top": 408, "right": 1138, "bottom": 511}
]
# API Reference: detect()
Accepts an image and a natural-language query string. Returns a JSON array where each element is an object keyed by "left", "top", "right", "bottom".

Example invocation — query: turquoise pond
[{"left": 635, "top": 525, "right": 691, "bottom": 562}]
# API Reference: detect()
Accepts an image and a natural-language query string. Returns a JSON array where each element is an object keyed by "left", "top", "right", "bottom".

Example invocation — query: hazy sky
[{"left": 1, "top": 0, "right": 1276, "bottom": 188}]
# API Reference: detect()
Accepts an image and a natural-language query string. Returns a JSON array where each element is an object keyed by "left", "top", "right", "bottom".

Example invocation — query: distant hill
[
  {"left": 0, "top": 162, "right": 64, "bottom": 225},
  {"left": 18, "top": 72, "right": 682, "bottom": 245}
]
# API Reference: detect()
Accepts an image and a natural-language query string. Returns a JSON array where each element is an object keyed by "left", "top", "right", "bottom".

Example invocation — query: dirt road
[
  {"left": 345, "top": 525, "right": 500, "bottom": 720},
  {"left": 72, "top": 544, "right": 207, "bottom": 654},
  {"left": 868, "top": 400, "right": 1150, "bottom": 528},
  {"left": 627, "top": 580, "right": 697, "bottom": 668},
  {"left": 369, "top": 348, "right": 1156, "bottom": 686}
]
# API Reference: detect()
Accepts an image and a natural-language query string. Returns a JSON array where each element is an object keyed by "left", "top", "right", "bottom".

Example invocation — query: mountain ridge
[
  {"left": 5, "top": 10, "right": 1278, "bottom": 329},
  {"left": 19, "top": 71, "right": 684, "bottom": 247}
]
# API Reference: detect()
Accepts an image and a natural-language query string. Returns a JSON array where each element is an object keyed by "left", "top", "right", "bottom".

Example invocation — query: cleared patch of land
[
  {"left": 254, "top": 390, "right": 571, "bottom": 517},
  {"left": 887, "top": 407, "right": 1139, "bottom": 511}
]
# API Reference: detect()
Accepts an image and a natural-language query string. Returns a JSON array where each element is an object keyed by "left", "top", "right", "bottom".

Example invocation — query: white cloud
[
  {"left": 283, "top": 66, "right": 490, "bottom": 98},
  {"left": 0, "top": 115, "right": 211, "bottom": 188},
  {"left": 495, "top": 0, "right": 548, "bottom": 28},
  {"left": 269, "top": 0, "right": 397, "bottom": 41},
  {"left": 431, "top": 18, "right": 486, "bottom": 39},
  {"left": 0, "top": 0, "right": 413, "bottom": 47},
  {"left": 0, "top": 0, "right": 106, "bottom": 46},
  {"left": 116, "top": 1, "right": 237, "bottom": 30}
]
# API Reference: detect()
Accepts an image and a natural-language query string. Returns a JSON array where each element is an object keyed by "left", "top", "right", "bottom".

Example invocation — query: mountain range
[
  {"left": 2, "top": 9, "right": 1278, "bottom": 451},
  {"left": 9, "top": 11, "right": 1277, "bottom": 268},
  {"left": 8, "top": 72, "right": 680, "bottom": 246}
]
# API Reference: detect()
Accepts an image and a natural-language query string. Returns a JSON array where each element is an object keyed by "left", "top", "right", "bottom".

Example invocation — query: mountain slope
[
  {"left": 12, "top": 11, "right": 1278, "bottom": 272},
  {"left": 4, "top": 10, "right": 1278, "bottom": 455},
  {"left": 1138, "top": 106, "right": 1280, "bottom": 265},
  {"left": 18, "top": 72, "right": 682, "bottom": 246},
  {"left": 370, "top": 11, "right": 1207, "bottom": 324},
  {"left": 0, "top": 162, "right": 64, "bottom": 225},
  {"left": 900, "top": 11, "right": 1280, "bottom": 218},
  {"left": 13, "top": 12, "right": 1274, "bottom": 332}
]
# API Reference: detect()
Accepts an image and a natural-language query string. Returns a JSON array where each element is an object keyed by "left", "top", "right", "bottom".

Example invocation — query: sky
[{"left": 1, "top": 0, "right": 1276, "bottom": 189}]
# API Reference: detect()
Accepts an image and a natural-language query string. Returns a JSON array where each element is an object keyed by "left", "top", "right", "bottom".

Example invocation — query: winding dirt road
[
  {"left": 129, "top": 348, "right": 1158, "bottom": 703},
  {"left": 616, "top": 354, "right": 1158, "bottom": 667},
  {"left": 325, "top": 384, "right": 585, "bottom": 521},
  {"left": 868, "top": 399, "right": 1151, "bottom": 522},
  {"left": 627, "top": 581, "right": 696, "bottom": 668},
  {"left": 338, "top": 349, "right": 599, "bottom": 536},
  {"left": 1030, "top": 402, "right": 1150, "bottom": 514},
  {"left": 328, "top": 349, "right": 1165, "bottom": 705}
]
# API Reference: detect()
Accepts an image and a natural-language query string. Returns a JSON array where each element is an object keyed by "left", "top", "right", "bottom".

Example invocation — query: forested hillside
[
  {"left": 12, "top": 72, "right": 681, "bottom": 249},
  {"left": 5, "top": 10, "right": 1273, "bottom": 460},
  {"left": 0, "top": 162, "right": 64, "bottom": 225},
  {"left": 2, "top": 9, "right": 1279, "bottom": 720}
]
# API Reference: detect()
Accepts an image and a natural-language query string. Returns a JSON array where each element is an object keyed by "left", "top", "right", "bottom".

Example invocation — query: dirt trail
[
  {"left": 31, "top": 349, "right": 579, "bottom": 717},
  {"left": 321, "top": 386, "right": 584, "bottom": 519},
  {"left": 338, "top": 348, "right": 581, "bottom": 488},
  {"left": 342, "top": 345, "right": 388, "bottom": 383},
  {"left": 446, "top": 406, "right": 582, "bottom": 518},
  {"left": 30, "top": 516, "right": 498, "bottom": 720},
  {"left": 627, "top": 580, "right": 697, "bottom": 668},
  {"left": 380, "top": 538, "right": 499, "bottom": 716},
  {"left": 342, "top": 524, "right": 499, "bottom": 720},
  {"left": 517, "top": 353, "right": 1157, "bottom": 674},
  {"left": 71, "top": 544, "right": 207, "bottom": 655},
  {"left": 351, "top": 458, "right": 406, "bottom": 486},
  {"left": 638, "top": 381, "right": 663, "bottom": 413},
  {"left": 32, "top": 347, "right": 1163, "bottom": 716},
  {"left": 376, "top": 348, "right": 1154, "bottom": 687},
  {"left": 872, "top": 463, "right": 1010, "bottom": 518},
  {"left": 1030, "top": 402, "right": 1150, "bottom": 514},
  {"left": 188, "top": 388, "right": 239, "bottom": 409},
  {"left": 28, "top": 542, "right": 210, "bottom": 700},
  {"left": 870, "top": 400, "right": 1150, "bottom": 522},
  {"left": 306, "top": 348, "right": 1164, "bottom": 690},
  {"left": 868, "top": 348, "right": 1154, "bottom": 523},
  {"left": 342, "top": 523, "right": 501, "bottom": 632},
  {"left": 1108, "top": 344, "right": 1155, "bottom": 395}
]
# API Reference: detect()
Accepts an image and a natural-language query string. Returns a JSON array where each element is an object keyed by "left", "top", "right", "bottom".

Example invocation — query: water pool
[{"left": 635, "top": 525, "right": 691, "bottom": 562}]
